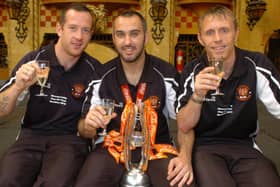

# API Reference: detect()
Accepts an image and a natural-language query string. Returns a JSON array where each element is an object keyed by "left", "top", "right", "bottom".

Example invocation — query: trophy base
[{"left": 121, "top": 169, "right": 151, "bottom": 187}]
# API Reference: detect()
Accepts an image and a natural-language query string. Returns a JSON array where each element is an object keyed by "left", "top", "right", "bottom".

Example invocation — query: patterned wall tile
[
  {"left": 0, "top": 9, "right": 8, "bottom": 28},
  {"left": 40, "top": 6, "right": 59, "bottom": 28},
  {"left": 40, "top": 4, "right": 140, "bottom": 32},
  {"left": 175, "top": 6, "right": 198, "bottom": 33}
]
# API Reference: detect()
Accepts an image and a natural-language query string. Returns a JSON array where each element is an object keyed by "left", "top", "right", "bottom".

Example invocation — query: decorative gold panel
[
  {"left": 176, "top": 0, "right": 233, "bottom": 17},
  {"left": 177, "top": 0, "right": 232, "bottom": 5},
  {"left": 41, "top": 0, "right": 139, "bottom": 5}
]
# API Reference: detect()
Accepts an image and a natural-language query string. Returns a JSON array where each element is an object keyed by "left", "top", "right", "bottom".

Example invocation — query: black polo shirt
[
  {"left": 0, "top": 43, "right": 103, "bottom": 135},
  {"left": 176, "top": 47, "right": 280, "bottom": 145},
  {"left": 82, "top": 53, "right": 179, "bottom": 144}
]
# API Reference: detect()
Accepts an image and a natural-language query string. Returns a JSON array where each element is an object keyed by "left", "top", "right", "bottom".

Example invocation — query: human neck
[
  {"left": 122, "top": 56, "right": 145, "bottom": 86},
  {"left": 55, "top": 43, "right": 79, "bottom": 71},
  {"left": 223, "top": 53, "right": 236, "bottom": 80}
]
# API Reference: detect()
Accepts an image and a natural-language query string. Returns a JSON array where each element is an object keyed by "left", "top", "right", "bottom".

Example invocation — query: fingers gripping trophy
[{"left": 121, "top": 102, "right": 151, "bottom": 187}]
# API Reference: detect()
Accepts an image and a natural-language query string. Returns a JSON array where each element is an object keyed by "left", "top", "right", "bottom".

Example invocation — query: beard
[
  {"left": 115, "top": 37, "right": 146, "bottom": 63},
  {"left": 120, "top": 50, "right": 143, "bottom": 63}
]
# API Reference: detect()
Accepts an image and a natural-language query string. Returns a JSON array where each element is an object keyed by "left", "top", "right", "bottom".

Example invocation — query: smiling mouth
[
  {"left": 122, "top": 47, "right": 135, "bottom": 54},
  {"left": 212, "top": 46, "right": 226, "bottom": 53},
  {"left": 73, "top": 43, "right": 83, "bottom": 49}
]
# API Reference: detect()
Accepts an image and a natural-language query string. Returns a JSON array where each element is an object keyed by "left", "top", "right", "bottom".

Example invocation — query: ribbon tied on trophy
[{"left": 103, "top": 99, "right": 178, "bottom": 164}]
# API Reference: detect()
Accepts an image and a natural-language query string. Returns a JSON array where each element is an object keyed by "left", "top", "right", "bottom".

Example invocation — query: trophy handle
[
  {"left": 123, "top": 104, "right": 136, "bottom": 171},
  {"left": 138, "top": 103, "right": 150, "bottom": 171},
  {"left": 123, "top": 102, "right": 150, "bottom": 172}
]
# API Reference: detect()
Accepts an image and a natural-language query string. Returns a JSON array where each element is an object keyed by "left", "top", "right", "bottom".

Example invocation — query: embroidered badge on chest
[
  {"left": 148, "top": 96, "right": 160, "bottom": 110},
  {"left": 72, "top": 83, "right": 85, "bottom": 99},
  {"left": 236, "top": 85, "right": 252, "bottom": 101}
]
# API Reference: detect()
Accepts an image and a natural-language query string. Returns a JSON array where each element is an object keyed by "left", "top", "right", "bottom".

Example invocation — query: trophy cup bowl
[{"left": 121, "top": 103, "right": 151, "bottom": 187}]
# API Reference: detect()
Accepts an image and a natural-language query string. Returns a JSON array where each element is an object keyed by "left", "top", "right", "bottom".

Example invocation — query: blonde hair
[{"left": 198, "top": 5, "right": 238, "bottom": 31}]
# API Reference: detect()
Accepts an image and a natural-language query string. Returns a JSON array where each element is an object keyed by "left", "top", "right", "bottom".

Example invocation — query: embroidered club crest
[
  {"left": 72, "top": 83, "right": 85, "bottom": 99},
  {"left": 236, "top": 85, "right": 252, "bottom": 101},
  {"left": 148, "top": 96, "right": 160, "bottom": 109}
]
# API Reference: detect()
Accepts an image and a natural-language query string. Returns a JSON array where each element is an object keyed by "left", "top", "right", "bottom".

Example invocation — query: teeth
[{"left": 214, "top": 46, "right": 224, "bottom": 50}]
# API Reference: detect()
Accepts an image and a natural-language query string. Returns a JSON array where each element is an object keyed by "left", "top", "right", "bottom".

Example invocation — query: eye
[
  {"left": 130, "top": 31, "right": 139, "bottom": 38},
  {"left": 68, "top": 26, "right": 78, "bottom": 32},
  {"left": 82, "top": 28, "right": 91, "bottom": 35},
  {"left": 205, "top": 30, "right": 214, "bottom": 36},
  {"left": 115, "top": 32, "right": 125, "bottom": 38},
  {"left": 220, "top": 27, "right": 229, "bottom": 33}
]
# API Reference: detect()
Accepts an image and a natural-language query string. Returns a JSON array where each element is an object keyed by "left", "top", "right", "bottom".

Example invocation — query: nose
[
  {"left": 124, "top": 34, "right": 132, "bottom": 45},
  {"left": 214, "top": 31, "right": 222, "bottom": 42},
  {"left": 75, "top": 29, "right": 83, "bottom": 40}
]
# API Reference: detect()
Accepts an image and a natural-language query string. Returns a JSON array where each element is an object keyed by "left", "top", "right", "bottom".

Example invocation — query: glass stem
[{"left": 39, "top": 86, "right": 44, "bottom": 95}]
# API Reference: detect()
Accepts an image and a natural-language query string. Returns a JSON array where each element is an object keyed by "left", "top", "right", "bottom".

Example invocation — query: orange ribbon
[{"left": 103, "top": 99, "right": 178, "bottom": 164}]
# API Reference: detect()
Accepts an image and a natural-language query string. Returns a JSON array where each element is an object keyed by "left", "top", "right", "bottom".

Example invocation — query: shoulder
[
  {"left": 80, "top": 52, "right": 104, "bottom": 74},
  {"left": 181, "top": 55, "right": 205, "bottom": 77},
  {"left": 148, "top": 54, "right": 177, "bottom": 76},
  {"left": 100, "top": 56, "right": 118, "bottom": 75},
  {"left": 13, "top": 47, "right": 50, "bottom": 72},
  {"left": 238, "top": 48, "right": 274, "bottom": 69},
  {"left": 238, "top": 48, "right": 267, "bottom": 64},
  {"left": 103, "top": 57, "right": 118, "bottom": 69}
]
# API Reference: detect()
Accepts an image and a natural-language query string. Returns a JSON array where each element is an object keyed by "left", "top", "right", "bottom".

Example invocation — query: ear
[
  {"left": 197, "top": 32, "right": 205, "bottom": 47},
  {"left": 56, "top": 23, "right": 62, "bottom": 37},
  {"left": 112, "top": 33, "right": 115, "bottom": 43},
  {"left": 234, "top": 28, "right": 239, "bottom": 44},
  {"left": 144, "top": 31, "right": 149, "bottom": 45}
]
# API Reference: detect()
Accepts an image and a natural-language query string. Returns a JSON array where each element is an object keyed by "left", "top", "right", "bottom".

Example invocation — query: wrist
[
  {"left": 12, "top": 83, "right": 25, "bottom": 94},
  {"left": 191, "top": 92, "right": 204, "bottom": 104}
]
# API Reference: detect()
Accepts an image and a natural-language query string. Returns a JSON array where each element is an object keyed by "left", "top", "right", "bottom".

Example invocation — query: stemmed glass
[
  {"left": 98, "top": 98, "right": 115, "bottom": 136},
  {"left": 35, "top": 60, "right": 50, "bottom": 97},
  {"left": 210, "top": 57, "right": 224, "bottom": 96}
]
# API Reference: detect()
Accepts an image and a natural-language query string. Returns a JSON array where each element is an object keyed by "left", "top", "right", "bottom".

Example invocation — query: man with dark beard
[{"left": 75, "top": 10, "right": 194, "bottom": 187}]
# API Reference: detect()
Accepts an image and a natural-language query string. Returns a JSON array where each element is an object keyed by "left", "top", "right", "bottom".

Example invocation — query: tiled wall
[
  {"left": 0, "top": 9, "right": 8, "bottom": 28},
  {"left": 38, "top": 4, "right": 198, "bottom": 34},
  {"left": 39, "top": 4, "right": 142, "bottom": 34}
]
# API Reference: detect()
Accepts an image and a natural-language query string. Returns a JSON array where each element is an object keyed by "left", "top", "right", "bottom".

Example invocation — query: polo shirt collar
[
  {"left": 229, "top": 47, "right": 248, "bottom": 79},
  {"left": 116, "top": 53, "right": 154, "bottom": 85},
  {"left": 44, "top": 43, "right": 60, "bottom": 68},
  {"left": 45, "top": 42, "right": 84, "bottom": 72}
]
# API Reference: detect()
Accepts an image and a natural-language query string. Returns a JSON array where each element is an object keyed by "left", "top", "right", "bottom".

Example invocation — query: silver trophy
[{"left": 121, "top": 103, "right": 151, "bottom": 187}]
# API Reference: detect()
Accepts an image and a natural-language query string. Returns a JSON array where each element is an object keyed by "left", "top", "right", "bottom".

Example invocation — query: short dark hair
[
  {"left": 198, "top": 5, "right": 238, "bottom": 31},
  {"left": 112, "top": 10, "right": 147, "bottom": 32},
  {"left": 59, "top": 3, "right": 95, "bottom": 27}
]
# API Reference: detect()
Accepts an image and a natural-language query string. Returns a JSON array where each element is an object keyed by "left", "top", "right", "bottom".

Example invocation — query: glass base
[
  {"left": 211, "top": 92, "right": 224, "bottom": 96},
  {"left": 98, "top": 130, "right": 107, "bottom": 136},
  {"left": 35, "top": 93, "right": 48, "bottom": 97}
]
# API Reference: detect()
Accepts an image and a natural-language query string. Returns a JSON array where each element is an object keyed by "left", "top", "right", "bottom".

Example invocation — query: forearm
[
  {"left": 177, "top": 129, "right": 194, "bottom": 162},
  {"left": 0, "top": 84, "right": 23, "bottom": 117},
  {"left": 177, "top": 93, "right": 203, "bottom": 133}
]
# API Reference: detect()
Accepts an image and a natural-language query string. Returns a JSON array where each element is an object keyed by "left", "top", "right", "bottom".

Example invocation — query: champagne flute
[
  {"left": 210, "top": 57, "right": 224, "bottom": 96},
  {"left": 98, "top": 98, "right": 115, "bottom": 136},
  {"left": 35, "top": 60, "right": 50, "bottom": 97}
]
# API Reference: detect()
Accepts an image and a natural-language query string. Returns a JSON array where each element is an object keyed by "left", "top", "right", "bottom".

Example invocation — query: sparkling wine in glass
[
  {"left": 98, "top": 98, "right": 115, "bottom": 136},
  {"left": 210, "top": 57, "right": 224, "bottom": 96},
  {"left": 36, "top": 60, "right": 50, "bottom": 97}
]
